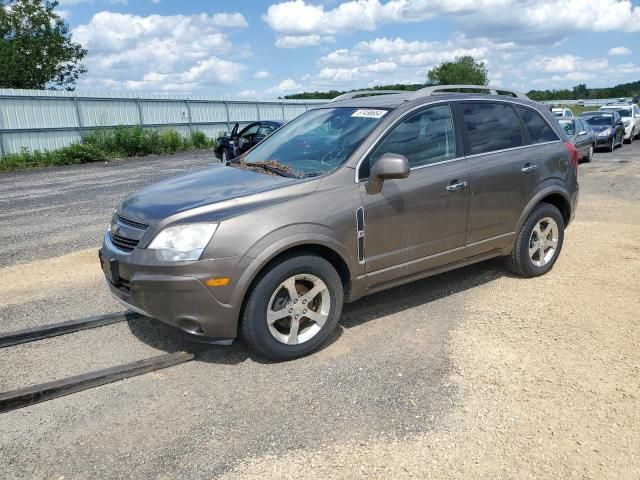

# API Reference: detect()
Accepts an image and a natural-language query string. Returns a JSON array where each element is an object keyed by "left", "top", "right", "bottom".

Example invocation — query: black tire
[
  {"left": 582, "top": 144, "right": 594, "bottom": 163},
  {"left": 505, "top": 203, "right": 565, "bottom": 278},
  {"left": 241, "top": 254, "right": 344, "bottom": 361},
  {"left": 607, "top": 137, "right": 614, "bottom": 152},
  {"left": 219, "top": 147, "right": 230, "bottom": 162}
]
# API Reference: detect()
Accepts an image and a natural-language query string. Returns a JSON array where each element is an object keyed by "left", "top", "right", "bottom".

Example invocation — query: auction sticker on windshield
[{"left": 351, "top": 109, "right": 387, "bottom": 119}]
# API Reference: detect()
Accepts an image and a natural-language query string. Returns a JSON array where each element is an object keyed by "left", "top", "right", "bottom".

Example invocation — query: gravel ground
[
  {"left": 0, "top": 144, "right": 639, "bottom": 479},
  {"left": 0, "top": 150, "right": 217, "bottom": 268}
]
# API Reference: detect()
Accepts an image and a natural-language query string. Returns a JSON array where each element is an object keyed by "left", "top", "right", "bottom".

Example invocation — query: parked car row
[{"left": 554, "top": 101, "right": 640, "bottom": 159}]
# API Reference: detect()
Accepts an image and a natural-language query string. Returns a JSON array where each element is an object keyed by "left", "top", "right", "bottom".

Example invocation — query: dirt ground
[
  {"left": 222, "top": 156, "right": 640, "bottom": 479},
  {"left": 0, "top": 146, "right": 639, "bottom": 479}
]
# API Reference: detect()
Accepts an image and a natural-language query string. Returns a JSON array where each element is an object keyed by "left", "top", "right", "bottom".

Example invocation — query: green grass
[
  {"left": 547, "top": 104, "right": 600, "bottom": 116},
  {"left": 0, "top": 126, "right": 216, "bottom": 173}
]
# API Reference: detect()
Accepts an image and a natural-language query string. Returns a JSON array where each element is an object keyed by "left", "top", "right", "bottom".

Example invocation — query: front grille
[
  {"left": 117, "top": 214, "right": 148, "bottom": 230},
  {"left": 110, "top": 232, "right": 139, "bottom": 252}
]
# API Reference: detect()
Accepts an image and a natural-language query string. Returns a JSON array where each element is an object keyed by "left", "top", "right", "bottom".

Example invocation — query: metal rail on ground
[
  {"left": 0, "top": 311, "right": 196, "bottom": 414},
  {"left": 0, "top": 351, "right": 194, "bottom": 413},
  {"left": 0, "top": 311, "right": 140, "bottom": 348}
]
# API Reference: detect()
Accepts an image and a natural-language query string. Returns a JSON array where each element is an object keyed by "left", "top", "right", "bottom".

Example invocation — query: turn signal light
[{"left": 206, "top": 277, "right": 230, "bottom": 287}]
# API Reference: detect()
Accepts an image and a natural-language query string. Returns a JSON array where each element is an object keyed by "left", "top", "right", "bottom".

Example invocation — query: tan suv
[{"left": 100, "top": 85, "right": 580, "bottom": 360}]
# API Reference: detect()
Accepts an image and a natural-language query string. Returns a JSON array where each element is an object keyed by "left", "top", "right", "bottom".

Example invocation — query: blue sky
[{"left": 58, "top": 0, "right": 640, "bottom": 97}]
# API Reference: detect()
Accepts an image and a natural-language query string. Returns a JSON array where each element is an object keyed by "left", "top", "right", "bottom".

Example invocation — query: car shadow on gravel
[
  {"left": 128, "top": 258, "right": 506, "bottom": 364},
  {"left": 340, "top": 258, "right": 506, "bottom": 329}
]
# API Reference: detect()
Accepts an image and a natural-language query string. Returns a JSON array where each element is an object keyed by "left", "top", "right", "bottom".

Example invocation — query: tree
[
  {"left": 0, "top": 0, "right": 87, "bottom": 90},
  {"left": 427, "top": 56, "right": 488, "bottom": 86},
  {"left": 572, "top": 83, "right": 588, "bottom": 99}
]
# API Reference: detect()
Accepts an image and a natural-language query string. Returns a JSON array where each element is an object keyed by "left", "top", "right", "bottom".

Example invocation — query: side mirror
[{"left": 366, "top": 153, "right": 410, "bottom": 195}]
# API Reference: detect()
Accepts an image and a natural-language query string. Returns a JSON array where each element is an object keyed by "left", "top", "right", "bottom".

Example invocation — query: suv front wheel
[
  {"left": 506, "top": 203, "right": 565, "bottom": 277},
  {"left": 241, "top": 254, "right": 344, "bottom": 361}
]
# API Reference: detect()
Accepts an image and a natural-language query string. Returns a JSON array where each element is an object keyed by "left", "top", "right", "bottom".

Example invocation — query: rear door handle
[
  {"left": 446, "top": 181, "right": 468, "bottom": 192},
  {"left": 521, "top": 164, "right": 538, "bottom": 174}
]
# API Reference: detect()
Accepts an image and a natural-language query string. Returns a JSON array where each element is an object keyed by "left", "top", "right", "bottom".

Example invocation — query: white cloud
[
  {"left": 264, "top": 0, "right": 640, "bottom": 46},
  {"left": 72, "top": 11, "right": 248, "bottom": 92},
  {"left": 238, "top": 89, "right": 259, "bottom": 98},
  {"left": 527, "top": 54, "right": 608, "bottom": 73},
  {"left": 253, "top": 71, "right": 271, "bottom": 79},
  {"left": 608, "top": 46, "right": 632, "bottom": 56},
  {"left": 307, "top": 36, "right": 493, "bottom": 87},
  {"left": 549, "top": 72, "right": 597, "bottom": 82},
  {"left": 275, "top": 34, "right": 335, "bottom": 48},
  {"left": 318, "top": 48, "right": 362, "bottom": 66},
  {"left": 275, "top": 78, "right": 303, "bottom": 91}
]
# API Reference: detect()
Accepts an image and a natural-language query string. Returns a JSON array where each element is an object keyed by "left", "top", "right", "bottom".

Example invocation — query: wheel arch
[
  {"left": 233, "top": 239, "right": 355, "bottom": 336},
  {"left": 516, "top": 186, "right": 572, "bottom": 235}
]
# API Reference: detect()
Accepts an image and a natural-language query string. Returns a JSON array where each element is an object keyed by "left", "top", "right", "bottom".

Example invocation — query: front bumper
[
  {"left": 624, "top": 125, "right": 633, "bottom": 140},
  {"left": 100, "top": 233, "right": 242, "bottom": 342},
  {"left": 595, "top": 134, "right": 614, "bottom": 147}
]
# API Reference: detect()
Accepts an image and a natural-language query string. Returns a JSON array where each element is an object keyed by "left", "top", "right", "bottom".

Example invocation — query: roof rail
[
  {"left": 411, "top": 85, "right": 529, "bottom": 100},
  {"left": 330, "top": 90, "right": 409, "bottom": 102}
]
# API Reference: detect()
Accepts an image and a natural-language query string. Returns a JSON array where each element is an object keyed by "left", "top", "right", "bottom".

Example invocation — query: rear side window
[
  {"left": 515, "top": 106, "right": 559, "bottom": 144},
  {"left": 461, "top": 102, "right": 524, "bottom": 155}
]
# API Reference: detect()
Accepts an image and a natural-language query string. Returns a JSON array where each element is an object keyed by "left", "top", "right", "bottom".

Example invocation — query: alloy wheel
[
  {"left": 266, "top": 274, "right": 330, "bottom": 345},
  {"left": 588, "top": 145, "right": 594, "bottom": 161},
  {"left": 529, "top": 217, "right": 559, "bottom": 267}
]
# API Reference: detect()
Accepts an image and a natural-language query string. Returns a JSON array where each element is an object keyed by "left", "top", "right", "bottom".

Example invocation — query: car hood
[
  {"left": 587, "top": 124, "right": 612, "bottom": 133},
  {"left": 118, "top": 163, "right": 304, "bottom": 224}
]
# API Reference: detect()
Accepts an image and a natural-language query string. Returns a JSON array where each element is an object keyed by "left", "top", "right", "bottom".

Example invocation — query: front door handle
[
  {"left": 446, "top": 181, "right": 468, "bottom": 192},
  {"left": 521, "top": 164, "right": 538, "bottom": 174}
]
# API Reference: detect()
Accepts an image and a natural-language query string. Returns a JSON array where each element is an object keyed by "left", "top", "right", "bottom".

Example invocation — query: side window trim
[
  {"left": 513, "top": 104, "right": 561, "bottom": 145},
  {"left": 357, "top": 102, "right": 462, "bottom": 182}
]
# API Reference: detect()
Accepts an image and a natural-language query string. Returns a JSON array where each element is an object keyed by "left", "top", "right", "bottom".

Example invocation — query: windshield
[
  {"left": 583, "top": 114, "right": 613, "bottom": 126},
  {"left": 558, "top": 119, "right": 575, "bottom": 135},
  {"left": 241, "top": 107, "right": 388, "bottom": 177},
  {"left": 602, "top": 107, "right": 631, "bottom": 117}
]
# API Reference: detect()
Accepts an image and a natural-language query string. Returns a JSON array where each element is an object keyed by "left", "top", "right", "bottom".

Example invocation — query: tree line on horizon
[{"left": 285, "top": 80, "right": 640, "bottom": 101}]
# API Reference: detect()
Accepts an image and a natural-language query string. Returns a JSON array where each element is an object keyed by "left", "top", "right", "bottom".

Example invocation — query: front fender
[{"left": 228, "top": 226, "right": 358, "bottom": 308}]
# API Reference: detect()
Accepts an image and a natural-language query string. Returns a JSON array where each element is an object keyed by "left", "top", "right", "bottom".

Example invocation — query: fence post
[
  {"left": 185, "top": 99, "right": 193, "bottom": 137},
  {"left": 224, "top": 101, "right": 231, "bottom": 132},
  {"left": 136, "top": 98, "right": 144, "bottom": 126},
  {"left": 0, "top": 109, "right": 5, "bottom": 157},
  {"left": 256, "top": 102, "right": 261, "bottom": 121},
  {"left": 304, "top": 102, "right": 309, "bottom": 111},
  {"left": 72, "top": 96, "right": 84, "bottom": 143},
  {"left": 281, "top": 102, "right": 286, "bottom": 121}
]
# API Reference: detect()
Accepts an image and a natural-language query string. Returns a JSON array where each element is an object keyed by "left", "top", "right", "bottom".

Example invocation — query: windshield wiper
[{"left": 244, "top": 161, "right": 301, "bottom": 178}]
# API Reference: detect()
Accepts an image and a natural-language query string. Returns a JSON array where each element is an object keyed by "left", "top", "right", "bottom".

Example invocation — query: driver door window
[
  {"left": 257, "top": 124, "right": 277, "bottom": 137},
  {"left": 241, "top": 124, "right": 260, "bottom": 137},
  {"left": 361, "top": 105, "right": 456, "bottom": 179}
]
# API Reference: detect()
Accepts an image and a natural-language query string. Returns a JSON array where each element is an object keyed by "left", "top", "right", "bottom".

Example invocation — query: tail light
[{"left": 564, "top": 141, "right": 579, "bottom": 170}]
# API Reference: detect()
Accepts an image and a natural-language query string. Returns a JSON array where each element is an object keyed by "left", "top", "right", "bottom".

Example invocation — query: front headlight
[
  {"left": 597, "top": 128, "right": 611, "bottom": 137},
  {"left": 148, "top": 223, "right": 218, "bottom": 261}
]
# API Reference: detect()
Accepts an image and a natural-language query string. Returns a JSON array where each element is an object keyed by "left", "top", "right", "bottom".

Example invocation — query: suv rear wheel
[
  {"left": 506, "top": 203, "right": 565, "bottom": 277},
  {"left": 241, "top": 255, "right": 344, "bottom": 361}
]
